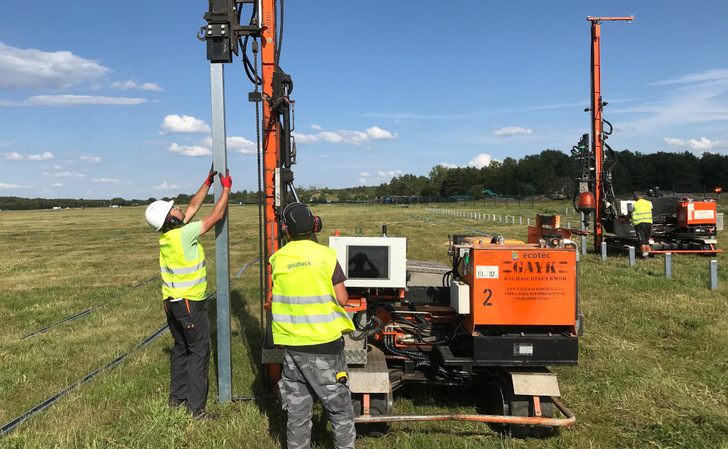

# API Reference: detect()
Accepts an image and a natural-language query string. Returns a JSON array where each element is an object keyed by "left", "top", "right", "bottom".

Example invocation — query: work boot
[
  {"left": 168, "top": 397, "right": 188, "bottom": 409},
  {"left": 191, "top": 408, "right": 219, "bottom": 421}
]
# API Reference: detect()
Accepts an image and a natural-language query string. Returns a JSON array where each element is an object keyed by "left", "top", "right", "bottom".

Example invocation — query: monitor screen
[
  {"left": 328, "top": 236, "right": 407, "bottom": 288},
  {"left": 347, "top": 245, "right": 389, "bottom": 280}
]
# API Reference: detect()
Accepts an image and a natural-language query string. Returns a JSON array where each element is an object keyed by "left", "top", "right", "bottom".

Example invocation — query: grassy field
[{"left": 1, "top": 201, "right": 727, "bottom": 448}]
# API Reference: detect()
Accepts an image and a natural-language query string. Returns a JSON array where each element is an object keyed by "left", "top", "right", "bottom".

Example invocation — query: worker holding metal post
[
  {"left": 144, "top": 169, "right": 232, "bottom": 420},
  {"left": 630, "top": 191, "right": 653, "bottom": 258},
  {"left": 269, "top": 202, "right": 356, "bottom": 449}
]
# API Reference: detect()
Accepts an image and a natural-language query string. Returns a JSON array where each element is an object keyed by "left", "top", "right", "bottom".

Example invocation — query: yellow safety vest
[
  {"left": 159, "top": 227, "right": 207, "bottom": 301},
  {"left": 270, "top": 239, "right": 354, "bottom": 346},
  {"left": 631, "top": 199, "right": 653, "bottom": 226}
]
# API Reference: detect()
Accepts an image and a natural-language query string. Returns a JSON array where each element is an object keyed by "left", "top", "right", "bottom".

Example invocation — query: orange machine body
[
  {"left": 461, "top": 244, "right": 577, "bottom": 333},
  {"left": 677, "top": 200, "right": 717, "bottom": 227}
]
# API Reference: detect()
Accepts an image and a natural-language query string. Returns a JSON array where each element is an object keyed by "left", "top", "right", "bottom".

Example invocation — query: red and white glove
[
  {"left": 219, "top": 171, "right": 232, "bottom": 189},
  {"left": 204, "top": 170, "right": 218, "bottom": 186}
]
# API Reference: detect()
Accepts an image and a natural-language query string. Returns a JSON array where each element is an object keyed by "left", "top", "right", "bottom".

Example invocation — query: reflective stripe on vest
[
  {"left": 159, "top": 227, "right": 207, "bottom": 301},
  {"left": 632, "top": 199, "right": 653, "bottom": 226},
  {"left": 270, "top": 240, "right": 354, "bottom": 346}
]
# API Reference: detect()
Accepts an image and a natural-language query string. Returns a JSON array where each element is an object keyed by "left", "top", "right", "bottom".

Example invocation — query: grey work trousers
[
  {"left": 278, "top": 348, "right": 356, "bottom": 449},
  {"left": 164, "top": 298, "right": 210, "bottom": 412}
]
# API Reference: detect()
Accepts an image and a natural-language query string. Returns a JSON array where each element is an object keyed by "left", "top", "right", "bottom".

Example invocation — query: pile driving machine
[
  {"left": 572, "top": 17, "right": 720, "bottom": 255},
  {"left": 200, "top": 0, "right": 580, "bottom": 437}
]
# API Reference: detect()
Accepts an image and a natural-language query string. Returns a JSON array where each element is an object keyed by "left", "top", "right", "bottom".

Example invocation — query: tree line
[
  {"left": 2, "top": 149, "right": 726, "bottom": 210},
  {"left": 369, "top": 149, "right": 727, "bottom": 201}
]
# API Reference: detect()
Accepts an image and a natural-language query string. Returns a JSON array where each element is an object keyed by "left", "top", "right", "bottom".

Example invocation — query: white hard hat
[{"left": 145, "top": 200, "right": 174, "bottom": 231}]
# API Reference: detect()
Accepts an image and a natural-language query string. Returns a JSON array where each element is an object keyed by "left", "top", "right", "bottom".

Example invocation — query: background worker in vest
[
  {"left": 270, "top": 202, "right": 356, "bottom": 449},
  {"left": 630, "top": 191, "right": 653, "bottom": 259},
  {"left": 144, "top": 169, "right": 232, "bottom": 420}
]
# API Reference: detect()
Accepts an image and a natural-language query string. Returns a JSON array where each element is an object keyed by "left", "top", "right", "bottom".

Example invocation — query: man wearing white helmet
[{"left": 145, "top": 169, "right": 232, "bottom": 420}]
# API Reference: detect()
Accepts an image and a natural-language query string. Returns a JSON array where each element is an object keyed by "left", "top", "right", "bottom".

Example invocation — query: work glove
[
  {"left": 204, "top": 169, "right": 218, "bottom": 186},
  {"left": 219, "top": 171, "right": 232, "bottom": 189}
]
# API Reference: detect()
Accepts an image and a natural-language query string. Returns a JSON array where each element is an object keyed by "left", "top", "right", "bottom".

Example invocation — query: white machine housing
[{"left": 328, "top": 236, "right": 407, "bottom": 289}]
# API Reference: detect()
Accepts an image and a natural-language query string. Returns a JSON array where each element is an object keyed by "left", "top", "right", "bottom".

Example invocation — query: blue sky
[{"left": 1, "top": 1, "right": 727, "bottom": 200}]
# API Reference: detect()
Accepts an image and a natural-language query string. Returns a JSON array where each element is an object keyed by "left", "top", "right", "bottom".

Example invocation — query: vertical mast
[
  {"left": 261, "top": 0, "right": 280, "bottom": 305},
  {"left": 586, "top": 16, "right": 632, "bottom": 251}
]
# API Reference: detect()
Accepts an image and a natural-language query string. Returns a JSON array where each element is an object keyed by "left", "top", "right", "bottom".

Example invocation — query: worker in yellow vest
[
  {"left": 144, "top": 169, "right": 232, "bottom": 420},
  {"left": 630, "top": 191, "right": 653, "bottom": 259},
  {"left": 270, "top": 202, "right": 356, "bottom": 449}
]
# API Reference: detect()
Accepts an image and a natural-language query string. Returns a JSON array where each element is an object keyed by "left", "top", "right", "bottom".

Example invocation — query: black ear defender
[
  {"left": 166, "top": 215, "right": 183, "bottom": 228},
  {"left": 313, "top": 215, "right": 322, "bottom": 233},
  {"left": 279, "top": 220, "right": 290, "bottom": 238},
  {"left": 280, "top": 202, "right": 322, "bottom": 237}
]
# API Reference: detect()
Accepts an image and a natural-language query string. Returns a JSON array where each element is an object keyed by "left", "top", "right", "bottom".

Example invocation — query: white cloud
[
  {"left": 28, "top": 152, "right": 54, "bottom": 161},
  {"left": 618, "top": 69, "right": 728, "bottom": 131},
  {"left": 160, "top": 115, "right": 211, "bottom": 134},
  {"left": 170, "top": 135, "right": 255, "bottom": 157},
  {"left": 492, "top": 126, "right": 533, "bottom": 137},
  {"left": 468, "top": 154, "right": 493, "bottom": 168},
  {"left": 664, "top": 136, "right": 728, "bottom": 151},
  {"left": 664, "top": 138, "right": 685, "bottom": 147},
  {"left": 293, "top": 125, "right": 398, "bottom": 146},
  {"left": 358, "top": 169, "right": 403, "bottom": 185},
  {"left": 80, "top": 155, "right": 102, "bottom": 163},
  {"left": 651, "top": 69, "right": 728, "bottom": 86},
  {"left": 365, "top": 126, "right": 397, "bottom": 140},
  {"left": 153, "top": 181, "right": 180, "bottom": 190},
  {"left": 111, "top": 80, "right": 163, "bottom": 91},
  {"left": 4, "top": 95, "right": 147, "bottom": 107},
  {"left": 93, "top": 178, "right": 120, "bottom": 183},
  {"left": 168, "top": 142, "right": 212, "bottom": 157},
  {"left": 377, "top": 170, "right": 403, "bottom": 178},
  {"left": 311, "top": 124, "right": 323, "bottom": 131},
  {"left": 0, "top": 43, "right": 110, "bottom": 90},
  {"left": 226, "top": 136, "right": 256, "bottom": 154},
  {"left": 51, "top": 183, "right": 63, "bottom": 187},
  {"left": 0, "top": 182, "right": 22, "bottom": 189},
  {"left": 54, "top": 171, "right": 85, "bottom": 178},
  {"left": 438, "top": 162, "right": 458, "bottom": 169},
  {"left": 4, "top": 152, "right": 23, "bottom": 160}
]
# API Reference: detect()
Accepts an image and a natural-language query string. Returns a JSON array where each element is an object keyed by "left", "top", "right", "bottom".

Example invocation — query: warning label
[{"left": 476, "top": 265, "right": 499, "bottom": 279}]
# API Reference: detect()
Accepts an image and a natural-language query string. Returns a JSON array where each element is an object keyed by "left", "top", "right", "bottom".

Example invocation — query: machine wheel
[
  {"left": 352, "top": 391, "right": 393, "bottom": 438},
  {"left": 507, "top": 395, "right": 555, "bottom": 439}
]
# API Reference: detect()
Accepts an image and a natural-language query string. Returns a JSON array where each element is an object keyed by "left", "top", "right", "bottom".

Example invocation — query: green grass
[{"left": 1, "top": 203, "right": 727, "bottom": 448}]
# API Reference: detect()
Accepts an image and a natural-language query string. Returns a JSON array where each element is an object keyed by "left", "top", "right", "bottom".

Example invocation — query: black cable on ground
[
  {"left": 12, "top": 276, "right": 159, "bottom": 344},
  {"left": 0, "top": 257, "right": 260, "bottom": 438},
  {"left": 0, "top": 325, "right": 168, "bottom": 438}
]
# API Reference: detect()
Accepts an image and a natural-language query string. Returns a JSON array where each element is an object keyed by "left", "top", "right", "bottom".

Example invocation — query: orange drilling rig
[
  {"left": 201, "top": 0, "right": 581, "bottom": 437},
  {"left": 573, "top": 17, "right": 720, "bottom": 255}
]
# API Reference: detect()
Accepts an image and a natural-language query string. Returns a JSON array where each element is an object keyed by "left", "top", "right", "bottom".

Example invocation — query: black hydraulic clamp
[{"left": 199, "top": 0, "right": 262, "bottom": 63}]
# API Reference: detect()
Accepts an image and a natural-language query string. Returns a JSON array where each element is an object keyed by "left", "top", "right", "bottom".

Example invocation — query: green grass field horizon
[{"left": 1, "top": 202, "right": 727, "bottom": 448}]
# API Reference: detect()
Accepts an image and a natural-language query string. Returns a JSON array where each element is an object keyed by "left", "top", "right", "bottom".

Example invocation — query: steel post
[
  {"left": 210, "top": 62, "right": 232, "bottom": 403},
  {"left": 665, "top": 253, "right": 672, "bottom": 279},
  {"left": 710, "top": 260, "right": 718, "bottom": 290}
]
